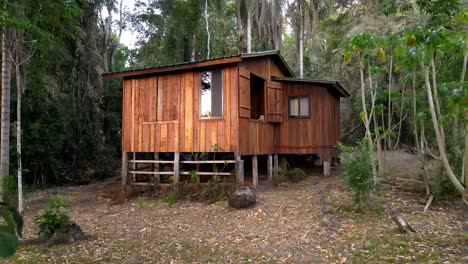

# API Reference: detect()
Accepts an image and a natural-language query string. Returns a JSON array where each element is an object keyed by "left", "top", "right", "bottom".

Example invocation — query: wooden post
[
  {"left": 235, "top": 153, "right": 244, "bottom": 185},
  {"left": 274, "top": 154, "right": 279, "bottom": 177},
  {"left": 323, "top": 160, "right": 331, "bottom": 176},
  {"left": 121, "top": 152, "right": 128, "bottom": 188},
  {"left": 174, "top": 152, "right": 180, "bottom": 183},
  {"left": 252, "top": 155, "right": 258, "bottom": 187},
  {"left": 132, "top": 152, "right": 136, "bottom": 182},
  {"left": 280, "top": 156, "right": 288, "bottom": 171},
  {"left": 267, "top": 154, "right": 273, "bottom": 181},
  {"left": 154, "top": 152, "right": 160, "bottom": 182}
]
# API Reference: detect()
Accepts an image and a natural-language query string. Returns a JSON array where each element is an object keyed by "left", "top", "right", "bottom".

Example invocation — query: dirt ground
[{"left": 6, "top": 150, "right": 468, "bottom": 263}]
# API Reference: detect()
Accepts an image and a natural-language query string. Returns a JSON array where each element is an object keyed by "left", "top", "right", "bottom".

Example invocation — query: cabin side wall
[
  {"left": 238, "top": 57, "right": 289, "bottom": 155},
  {"left": 121, "top": 65, "right": 239, "bottom": 153},
  {"left": 276, "top": 83, "right": 341, "bottom": 160}
]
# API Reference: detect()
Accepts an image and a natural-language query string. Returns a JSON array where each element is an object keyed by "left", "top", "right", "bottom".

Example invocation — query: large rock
[
  {"left": 228, "top": 187, "right": 256, "bottom": 209},
  {"left": 48, "top": 223, "right": 86, "bottom": 246}
]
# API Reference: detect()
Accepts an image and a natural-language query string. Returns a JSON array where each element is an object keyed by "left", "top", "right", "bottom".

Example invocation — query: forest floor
[{"left": 6, "top": 150, "right": 468, "bottom": 263}]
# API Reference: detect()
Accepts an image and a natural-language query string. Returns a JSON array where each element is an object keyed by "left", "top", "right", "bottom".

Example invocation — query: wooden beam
[
  {"left": 267, "top": 154, "right": 272, "bottom": 181},
  {"left": 128, "top": 171, "right": 174, "bottom": 175},
  {"left": 180, "top": 160, "right": 236, "bottom": 164},
  {"left": 252, "top": 155, "right": 258, "bottom": 187},
  {"left": 174, "top": 152, "right": 180, "bottom": 183},
  {"left": 129, "top": 160, "right": 175, "bottom": 164},
  {"left": 132, "top": 152, "right": 136, "bottom": 182},
  {"left": 121, "top": 152, "right": 128, "bottom": 188},
  {"left": 180, "top": 172, "right": 232, "bottom": 176}
]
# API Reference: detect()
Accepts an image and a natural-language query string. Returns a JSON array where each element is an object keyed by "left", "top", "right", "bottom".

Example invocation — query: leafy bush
[
  {"left": 0, "top": 203, "right": 23, "bottom": 258},
  {"left": 286, "top": 168, "right": 307, "bottom": 182},
  {"left": 272, "top": 167, "right": 287, "bottom": 186},
  {"left": 34, "top": 196, "right": 71, "bottom": 238},
  {"left": 165, "top": 188, "right": 177, "bottom": 207},
  {"left": 339, "top": 140, "right": 374, "bottom": 205}
]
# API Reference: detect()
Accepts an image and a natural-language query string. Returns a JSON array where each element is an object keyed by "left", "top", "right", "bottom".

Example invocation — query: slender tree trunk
[
  {"left": 246, "top": 13, "right": 251, "bottom": 53},
  {"left": 387, "top": 56, "right": 393, "bottom": 149},
  {"left": 455, "top": 51, "right": 467, "bottom": 141},
  {"left": 464, "top": 109, "right": 468, "bottom": 187},
  {"left": 1, "top": 29, "right": 12, "bottom": 201},
  {"left": 204, "top": 0, "right": 210, "bottom": 59},
  {"left": 15, "top": 45, "right": 23, "bottom": 213},
  {"left": 394, "top": 83, "right": 405, "bottom": 149},
  {"left": 103, "top": 5, "right": 112, "bottom": 73},
  {"left": 110, "top": 0, "right": 124, "bottom": 71},
  {"left": 298, "top": 0, "right": 304, "bottom": 78},
  {"left": 422, "top": 64, "right": 467, "bottom": 198},
  {"left": 412, "top": 68, "right": 420, "bottom": 154},
  {"left": 430, "top": 56, "right": 445, "bottom": 147}
]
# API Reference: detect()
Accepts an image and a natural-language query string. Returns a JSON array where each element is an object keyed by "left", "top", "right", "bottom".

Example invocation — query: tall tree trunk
[
  {"left": 110, "top": 0, "right": 124, "bottom": 71},
  {"left": 298, "top": 0, "right": 304, "bottom": 78},
  {"left": 394, "top": 83, "right": 405, "bottom": 149},
  {"left": 455, "top": 50, "right": 467, "bottom": 141},
  {"left": 205, "top": 0, "right": 210, "bottom": 59},
  {"left": 430, "top": 56, "right": 445, "bottom": 147},
  {"left": 103, "top": 4, "right": 112, "bottom": 73},
  {"left": 464, "top": 109, "right": 468, "bottom": 187},
  {"left": 387, "top": 56, "right": 393, "bottom": 149},
  {"left": 422, "top": 64, "right": 467, "bottom": 198},
  {"left": 0, "top": 29, "right": 12, "bottom": 201},
  {"left": 246, "top": 8, "right": 251, "bottom": 53},
  {"left": 412, "top": 68, "right": 420, "bottom": 154},
  {"left": 15, "top": 43, "right": 23, "bottom": 213}
]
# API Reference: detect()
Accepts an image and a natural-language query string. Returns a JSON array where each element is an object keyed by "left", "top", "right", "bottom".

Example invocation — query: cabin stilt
[
  {"left": 274, "top": 154, "right": 278, "bottom": 177},
  {"left": 235, "top": 153, "right": 244, "bottom": 185},
  {"left": 280, "top": 156, "right": 288, "bottom": 171},
  {"left": 267, "top": 154, "right": 273, "bottom": 181},
  {"left": 174, "top": 152, "right": 180, "bottom": 183},
  {"left": 323, "top": 160, "right": 331, "bottom": 176},
  {"left": 121, "top": 152, "right": 128, "bottom": 188},
  {"left": 154, "top": 152, "right": 160, "bottom": 182},
  {"left": 132, "top": 152, "right": 136, "bottom": 182},
  {"left": 252, "top": 155, "right": 258, "bottom": 187}
]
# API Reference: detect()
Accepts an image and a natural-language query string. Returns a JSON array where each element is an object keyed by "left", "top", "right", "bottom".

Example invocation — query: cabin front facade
[{"left": 103, "top": 51, "right": 349, "bottom": 187}]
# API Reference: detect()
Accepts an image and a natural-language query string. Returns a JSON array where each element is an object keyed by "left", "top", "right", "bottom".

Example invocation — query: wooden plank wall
[
  {"left": 238, "top": 119, "right": 274, "bottom": 155},
  {"left": 276, "top": 83, "right": 340, "bottom": 159},
  {"left": 237, "top": 57, "right": 288, "bottom": 155},
  {"left": 122, "top": 66, "right": 239, "bottom": 153}
]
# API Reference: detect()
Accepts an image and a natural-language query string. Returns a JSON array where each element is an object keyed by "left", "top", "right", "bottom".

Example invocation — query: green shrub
[
  {"left": 0, "top": 203, "right": 23, "bottom": 258},
  {"left": 286, "top": 168, "right": 307, "bottom": 182},
  {"left": 272, "top": 167, "right": 287, "bottom": 186},
  {"left": 34, "top": 195, "right": 71, "bottom": 238},
  {"left": 339, "top": 140, "right": 374, "bottom": 205},
  {"left": 165, "top": 188, "right": 177, "bottom": 207},
  {"left": 136, "top": 196, "right": 146, "bottom": 209}
]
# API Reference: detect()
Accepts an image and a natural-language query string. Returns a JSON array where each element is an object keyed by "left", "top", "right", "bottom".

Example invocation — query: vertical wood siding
[{"left": 122, "top": 66, "right": 239, "bottom": 153}]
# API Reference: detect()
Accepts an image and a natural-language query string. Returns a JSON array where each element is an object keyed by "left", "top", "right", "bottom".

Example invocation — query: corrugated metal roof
[
  {"left": 102, "top": 50, "right": 294, "bottom": 78},
  {"left": 271, "top": 77, "right": 350, "bottom": 97}
]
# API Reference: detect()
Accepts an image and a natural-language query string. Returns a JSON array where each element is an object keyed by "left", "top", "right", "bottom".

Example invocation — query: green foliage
[
  {"left": 339, "top": 141, "right": 374, "bottom": 205},
  {"left": 285, "top": 168, "right": 307, "bottom": 182},
  {"left": 166, "top": 188, "right": 177, "bottom": 207},
  {"left": 272, "top": 167, "right": 287, "bottom": 186},
  {"left": 201, "top": 175, "right": 224, "bottom": 199},
  {"left": 34, "top": 196, "right": 71, "bottom": 238},
  {"left": 136, "top": 197, "right": 146, "bottom": 209},
  {"left": 0, "top": 203, "right": 23, "bottom": 258}
]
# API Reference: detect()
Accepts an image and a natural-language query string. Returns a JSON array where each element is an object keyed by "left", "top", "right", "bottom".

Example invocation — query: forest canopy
[{"left": 0, "top": 0, "right": 466, "bottom": 202}]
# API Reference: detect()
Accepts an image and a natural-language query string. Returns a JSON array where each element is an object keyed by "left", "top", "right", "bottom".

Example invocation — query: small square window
[{"left": 288, "top": 96, "right": 309, "bottom": 119}]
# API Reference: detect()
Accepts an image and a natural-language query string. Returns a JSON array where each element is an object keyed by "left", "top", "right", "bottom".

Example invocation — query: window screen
[{"left": 288, "top": 96, "right": 309, "bottom": 119}]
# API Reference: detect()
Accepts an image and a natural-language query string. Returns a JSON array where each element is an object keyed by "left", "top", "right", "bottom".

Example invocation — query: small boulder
[
  {"left": 48, "top": 223, "right": 86, "bottom": 246},
  {"left": 228, "top": 187, "right": 256, "bottom": 209}
]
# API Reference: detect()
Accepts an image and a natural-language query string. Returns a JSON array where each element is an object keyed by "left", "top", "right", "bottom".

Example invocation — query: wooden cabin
[{"left": 103, "top": 50, "right": 349, "bottom": 188}]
